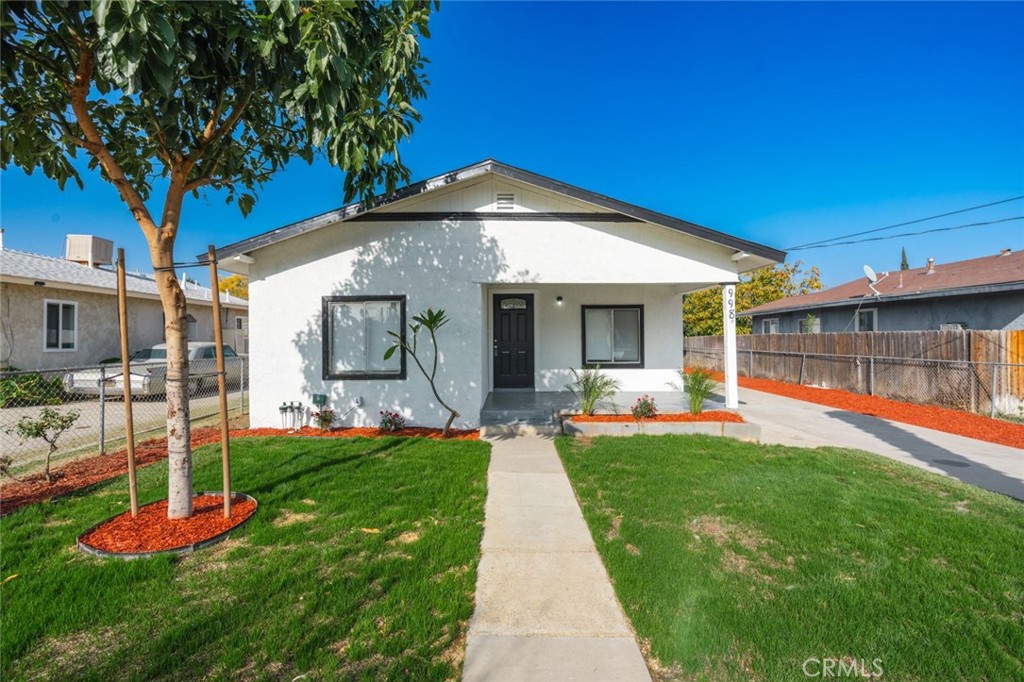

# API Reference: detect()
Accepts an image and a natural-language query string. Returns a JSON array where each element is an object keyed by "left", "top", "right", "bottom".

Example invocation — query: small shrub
[
  {"left": 683, "top": 367, "right": 716, "bottom": 415},
  {"left": 312, "top": 408, "right": 335, "bottom": 431},
  {"left": 631, "top": 395, "right": 658, "bottom": 420},
  {"left": 4, "top": 407, "right": 80, "bottom": 483},
  {"left": 0, "top": 372, "right": 63, "bottom": 408},
  {"left": 566, "top": 367, "right": 622, "bottom": 416},
  {"left": 379, "top": 410, "right": 406, "bottom": 432}
]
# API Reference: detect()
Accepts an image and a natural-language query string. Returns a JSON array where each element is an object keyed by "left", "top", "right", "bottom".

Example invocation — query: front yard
[
  {"left": 557, "top": 435, "right": 1024, "bottom": 681},
  {"left": 1, "top": 436, "right": 490, "bottom": 681}
]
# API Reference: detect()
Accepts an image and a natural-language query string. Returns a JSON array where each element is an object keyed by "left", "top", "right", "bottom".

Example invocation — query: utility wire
[
  {"left": 788, "top": 216, "right": 1024, "bottom": 251},
  {"left": 785, "top": 195, "right": 1024, "bottom": 250}
]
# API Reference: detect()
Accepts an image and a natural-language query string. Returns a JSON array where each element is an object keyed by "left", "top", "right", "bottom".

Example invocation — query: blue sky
[{"left": 1, "top": 1, "right": 1021, "bottom": 287}]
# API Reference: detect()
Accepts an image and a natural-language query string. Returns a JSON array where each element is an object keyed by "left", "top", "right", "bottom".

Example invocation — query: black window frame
[
  {"left": 580, "top": 304, "right": 645, "bottom": 368},
  {"left": 322, "top": 295, "right": 407, "bottom": 380}
]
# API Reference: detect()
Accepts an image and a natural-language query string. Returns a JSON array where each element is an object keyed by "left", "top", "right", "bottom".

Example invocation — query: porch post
[{"left": 721, "top": 283, "right": 739, "bottom": 409}]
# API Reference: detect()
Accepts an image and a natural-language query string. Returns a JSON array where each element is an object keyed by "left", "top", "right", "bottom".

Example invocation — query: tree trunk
[{"left": 152, "top": 240, "right": 193, "bottom": 518}]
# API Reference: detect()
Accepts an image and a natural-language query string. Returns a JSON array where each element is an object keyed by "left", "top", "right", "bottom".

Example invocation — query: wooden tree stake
[
  {"left": 208, "top": 246, "right": 232, "bottom": 518},
  {"left": 116, "top": 249, "right": 140, "bottom": 517}
]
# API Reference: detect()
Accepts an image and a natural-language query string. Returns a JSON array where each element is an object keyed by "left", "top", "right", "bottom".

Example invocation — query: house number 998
[{"left": 726, "top": 289, "right": 735, "bottom": 321}]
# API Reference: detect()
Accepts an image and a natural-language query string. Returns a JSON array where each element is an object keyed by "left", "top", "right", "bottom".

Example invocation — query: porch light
[{"left": 556, "top": 296, "right": 564, "bottom": 305}]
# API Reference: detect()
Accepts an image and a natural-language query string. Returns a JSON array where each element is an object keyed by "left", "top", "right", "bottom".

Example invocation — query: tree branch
[{"left": 68, "top": 45, "right": 159, "bottom": 240}]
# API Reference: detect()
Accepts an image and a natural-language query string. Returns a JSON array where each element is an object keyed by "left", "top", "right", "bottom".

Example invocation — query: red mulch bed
[
  {"left": 686, "top": 368, "right": 1024, "bottom": 450},
  {"left": 0, "top": 425, "right": 479, "bottom": 518},
  {"left": 78, "top": 494, "right": 257, "bottom": 554},
  {"left": 573, "top": 411, "right": 744, "bottom": 423}
]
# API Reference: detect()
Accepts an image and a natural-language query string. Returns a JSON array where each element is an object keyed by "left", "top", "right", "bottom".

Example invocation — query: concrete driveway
[{"left": 736, "top": 387, "right": 1024, "bottom": 500}]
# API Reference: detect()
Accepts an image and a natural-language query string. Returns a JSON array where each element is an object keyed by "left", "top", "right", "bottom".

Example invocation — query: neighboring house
[
  {"left": 0, "top": 234, "right": 249, "bottom": 370},
  {"left": 210, "top": 159, "right": 785, "bottom": 429},
  {"left": 744, "top": 250, "right": 1024, "bottom": 334}
]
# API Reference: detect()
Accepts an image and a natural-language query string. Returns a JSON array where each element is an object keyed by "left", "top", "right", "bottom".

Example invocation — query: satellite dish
[{"left": 863, "top": 265, "right": 877, "bottom": 283}]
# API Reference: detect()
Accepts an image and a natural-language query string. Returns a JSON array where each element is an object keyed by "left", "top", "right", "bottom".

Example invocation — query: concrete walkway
[
  {"left": 737, "top": 387, "right": 1024, "bottom": 500},
  {"left": 463, "top": 433, "right": 651, "bottom": 682}
]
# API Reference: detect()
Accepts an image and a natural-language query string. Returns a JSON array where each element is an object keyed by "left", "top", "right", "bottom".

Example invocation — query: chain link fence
[
  {"left": 684, "top": 347, "right": 1024, "bottom": 420},
  {"left": 1, "top": 356, "right": 247, "bottom": 476}
]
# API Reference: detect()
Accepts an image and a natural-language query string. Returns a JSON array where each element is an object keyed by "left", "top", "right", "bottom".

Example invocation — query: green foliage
[
  {"left": 900, "top": 246, "right": 910, "bottom": 271},
  {"left": 1, "top": 436, "right": 490, "bottom": 679},
  {"left": 683, "top": 261, "right": 823, "bottom": 336},
  {"left": 0, "top": 373, "right": 63, "bottom": 408},
  {"left": 386, "top": 308, "right": 460, "bottom": 436},
  {"left": 1, "top": 0, "right": 433, "bottom": 208},
  {"left": 681, "top": 367, "right": 716, "bottom": 415},
  {"left": 557, "top": 435, "right": 1024, "bottom": 681},
  {"left": 566, "top": 367, "right": 622, "bottom": 416},
  {"left": 5, "top": 407, "right": 80, "bottom": 482},
  {"left": 218, "top": 274, "right": 249, "bottom": 300},
  {"left": 802, "top": 313, "right": 818, "bottom": 334},
  {"left": 630, "top": 395, "right": 658, "bottom": 421}
]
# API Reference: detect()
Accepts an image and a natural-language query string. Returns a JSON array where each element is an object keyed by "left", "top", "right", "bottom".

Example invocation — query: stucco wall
[
  {"left": 247, "top": 213, "right": 731, "bottom": 429},
  {"left": 750, "top": 291, "right": 1024, "bottom": 334},
  {"left": 0, "top": 282, "right": 247, "bottom": 370}
]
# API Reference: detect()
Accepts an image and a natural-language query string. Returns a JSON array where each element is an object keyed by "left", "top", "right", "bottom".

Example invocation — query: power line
[
  {"left": 785, "top": 195, "right": 1024, "bottom": 250},
  {"left": 787, "top": 215, "right": 1024, "bottom": 251}
]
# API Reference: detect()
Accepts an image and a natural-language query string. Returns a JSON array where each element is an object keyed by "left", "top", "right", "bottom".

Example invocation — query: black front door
[{"left": 493, "top": 294, "right": 534, "bottom": 389}]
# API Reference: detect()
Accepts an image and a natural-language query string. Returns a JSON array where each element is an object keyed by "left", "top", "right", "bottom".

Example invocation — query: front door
[{"left": 493, "top": 294, "right": 534, "bottom": 389}]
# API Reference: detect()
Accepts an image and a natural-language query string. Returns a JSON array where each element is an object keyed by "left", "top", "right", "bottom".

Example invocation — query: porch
[{"left": 480, "top": 389, "right": 692, "bottom": 426}]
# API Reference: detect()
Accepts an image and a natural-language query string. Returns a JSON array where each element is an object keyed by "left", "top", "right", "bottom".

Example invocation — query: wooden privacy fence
[{"left": 684, "top": 330, "right": 1024, "bottom": 417}]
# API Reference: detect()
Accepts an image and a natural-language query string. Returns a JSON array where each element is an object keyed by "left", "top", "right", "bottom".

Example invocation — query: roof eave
[
  {"left": 742, "top": 280, "right": 1024, "bottom": 317},
  {"left": 204, "top": 159, "right": 786, "bottom": 265}
]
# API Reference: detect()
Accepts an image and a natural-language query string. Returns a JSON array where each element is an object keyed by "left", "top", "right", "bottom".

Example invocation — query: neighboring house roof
[
  {"left": 0, "top": 247, "right": 248, "bottom": 308},
  {"left": 206, "top": 158, "right": 786, "bottom": 266},
  {"left": 744, "top": 250, "right": 1024, "bottom": 316}
]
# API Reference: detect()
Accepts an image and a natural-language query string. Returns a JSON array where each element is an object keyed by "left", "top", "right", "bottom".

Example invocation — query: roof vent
[
  {"left": 926, "top": 257, "right": 935, "bottom": 274},
  {"left": 496, "top": 193, "right": 515, "bottom": 211},
  {"left": 65, "top": 235, "right": 114, "bottom": 268},
  {"left": 1001, "top": 248, "right": 1012, "bottom": 256}
]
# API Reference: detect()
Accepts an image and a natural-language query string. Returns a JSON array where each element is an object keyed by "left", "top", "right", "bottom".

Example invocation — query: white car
[{"left": 63, "top": 343, "right": 242, "bottom": 397}]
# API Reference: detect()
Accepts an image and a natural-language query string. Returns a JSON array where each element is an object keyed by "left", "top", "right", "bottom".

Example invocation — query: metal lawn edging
[{"left": 76, "top": 491, "right": 257, "bottom": 561}]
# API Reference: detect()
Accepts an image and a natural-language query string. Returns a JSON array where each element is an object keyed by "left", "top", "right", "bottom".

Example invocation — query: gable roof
[
  {"left": 744, "top": 250, "right": 1024, "bottom": 316},
  {"left": 206, "top": 158, "right": 786, "bottom": 266},
  {"left": 0, "top": 247, "right": 248, "bottom": 307}
]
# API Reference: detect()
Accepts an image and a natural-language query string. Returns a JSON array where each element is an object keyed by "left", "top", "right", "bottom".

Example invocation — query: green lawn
[
  {"left": 2, "top": 436, "right": 490, "bottom": 681},
  {"left": 556, "top": 435, "right": 1024, "bottom": 681}
]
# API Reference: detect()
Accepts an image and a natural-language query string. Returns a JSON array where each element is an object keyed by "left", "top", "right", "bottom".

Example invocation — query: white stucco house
[{"left": 209, "top": 159, "right": 785, "bottom": 429}]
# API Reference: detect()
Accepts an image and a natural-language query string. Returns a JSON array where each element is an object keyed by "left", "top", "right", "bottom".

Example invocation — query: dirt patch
[
  {"left": 606, "top": 514, "right": 623, "bottom": 541},
  {"left": 439, "top": 629, "right": 467, "bottom": 668},
  {"left": 690, "top": 515, "right": 789, "bottom": 582},
  {"left": 396, "top": 531, "right": 420, "bottom": 544},
  {"left": 273, "top": 510, "right": 315, "bottom": 527},
  {"left": 625, "top": 543, "right": 641, "bottom": 556},
  {"left": 29, "top": 626, "right": 121, "bottom": 678},
  {"left": 953, "top": 500, "right": 971, "bottom": 514}
]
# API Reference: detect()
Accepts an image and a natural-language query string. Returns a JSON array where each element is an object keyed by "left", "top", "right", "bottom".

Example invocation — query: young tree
[
  {"left": 385, "top": 309, "right": 460, "bottom": 437},
  {"left": 900, "top": 247, "right": 910, "bottom": 271},
  {"left": 2, "top": 1, "right": 433, "bottom": 518},
  {"left": 683, "top": 261, "right": 823, "bottom": 336},
  {"left": 218, "top": 274, "right": 249, "bottom": 300}
]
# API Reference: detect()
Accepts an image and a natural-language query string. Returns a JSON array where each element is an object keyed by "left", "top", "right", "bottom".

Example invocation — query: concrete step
[
  {"left": 480, "top": 423, "right": 563, "bottom": 439},
  {"left": 480, "top": 408, "right": 555, "bottom": 424}
]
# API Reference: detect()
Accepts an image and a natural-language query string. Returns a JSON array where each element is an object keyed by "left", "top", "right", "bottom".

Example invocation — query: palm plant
[
  {"left": 682, "top": 367, "right": 716, "bottom": 415},
  {"left": 566, "top": 367, "right": 621, "bottom": 416}
]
